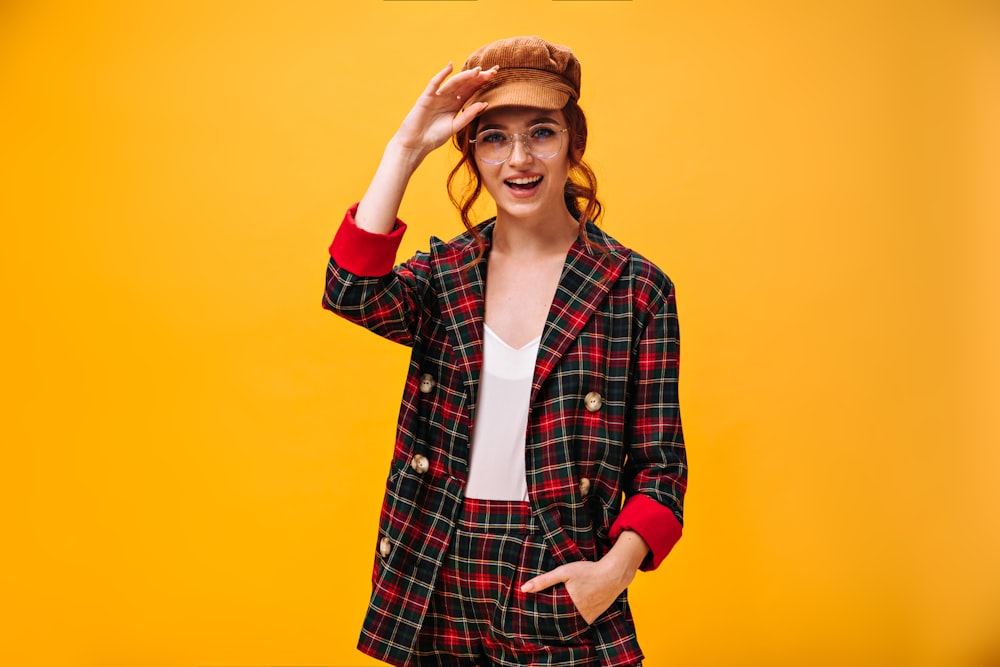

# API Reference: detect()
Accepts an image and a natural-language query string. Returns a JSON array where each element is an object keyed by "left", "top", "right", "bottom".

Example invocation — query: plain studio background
[{"left": 1, "top": 1, "right": 998, "bottom": 665}]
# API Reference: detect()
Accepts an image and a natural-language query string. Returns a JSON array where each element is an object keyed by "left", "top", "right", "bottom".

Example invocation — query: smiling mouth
[{"left": 504, "top": 175, "right": 542, "bottom": 190}]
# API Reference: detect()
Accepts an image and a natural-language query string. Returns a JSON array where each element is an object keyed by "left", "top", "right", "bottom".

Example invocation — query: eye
[
  {"left": 480, "top": 130, "right": 508, "bottom": 144},
  {"left": 530, "top": 125, "right": 557, "bottom": 140}
]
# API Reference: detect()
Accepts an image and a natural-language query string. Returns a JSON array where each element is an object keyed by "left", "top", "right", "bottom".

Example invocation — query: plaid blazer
[{"left": 323, "top": 206, "right": 687, "bottom": 666}]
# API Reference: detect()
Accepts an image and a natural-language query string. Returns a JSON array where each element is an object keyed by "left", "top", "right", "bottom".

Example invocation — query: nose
[{"left": 507, "top": 134, "right": 534, "bottom": 166}]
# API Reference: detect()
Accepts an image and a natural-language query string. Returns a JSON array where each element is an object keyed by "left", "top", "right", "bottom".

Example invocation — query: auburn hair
[{"left": 446, "top": 100, "right": 603, "bottom": 260}]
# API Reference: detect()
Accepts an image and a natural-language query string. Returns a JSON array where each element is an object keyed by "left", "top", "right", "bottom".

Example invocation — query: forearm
[{"left": 354, "top": 138, "right": 427, "bottom": 235}]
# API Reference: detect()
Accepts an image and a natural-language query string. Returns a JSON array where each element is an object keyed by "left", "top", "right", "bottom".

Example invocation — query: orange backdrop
[{"left": 2, "top": 1, "right": 998, "bottom": 666}]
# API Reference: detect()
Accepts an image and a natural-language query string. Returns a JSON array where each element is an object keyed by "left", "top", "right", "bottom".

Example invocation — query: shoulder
[
  {"left": 428, "top": 218, "right": 495, "bottom": 257},
  {"left": 398, "top": 219, "right": 493, "bottom": 277},
  {"left": 627, "top": 250, "right": 676, "bottom": 303},
  {"left": 587, "top": 222, "right": 675, "bottom": 301}
]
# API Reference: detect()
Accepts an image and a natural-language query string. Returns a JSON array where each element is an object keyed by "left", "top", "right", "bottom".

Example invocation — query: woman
[{"left": 323, "top": 36, "right": 686, "bottom": 667}]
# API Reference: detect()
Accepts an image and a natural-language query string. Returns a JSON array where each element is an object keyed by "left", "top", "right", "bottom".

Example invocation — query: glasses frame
[{"left": 469, "top": 124, "right": 569, "bottom": 165}]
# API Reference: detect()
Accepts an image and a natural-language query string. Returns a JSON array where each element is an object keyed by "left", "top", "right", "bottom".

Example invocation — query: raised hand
[
  {"left": 393, "top": 62, "right": 499, "bottom": 159},
  {"left": 353, "top": 63, "right": 498, "bottom": 235}
]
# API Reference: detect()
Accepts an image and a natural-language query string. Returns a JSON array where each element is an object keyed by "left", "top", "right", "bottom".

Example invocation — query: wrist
[
  {"left": 600, "top": 530, "right": 649, "bottom": 588},
  {"left": 385, "top": 134, "right": 431, "bottom": 170}
]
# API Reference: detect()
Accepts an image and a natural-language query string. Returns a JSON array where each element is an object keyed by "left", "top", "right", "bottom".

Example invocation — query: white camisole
[{"left": 464, "top": 324, "right": 540, "bottom": 501}]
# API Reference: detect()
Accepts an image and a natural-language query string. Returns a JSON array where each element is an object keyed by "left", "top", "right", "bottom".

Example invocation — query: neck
[{"left": 492, "top": 208, "right": 580, "bottom": 258}]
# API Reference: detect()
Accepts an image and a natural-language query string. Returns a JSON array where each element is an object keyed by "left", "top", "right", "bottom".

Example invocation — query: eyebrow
[{"left": 478, "top": 116, "right": 560, "bottom": 131}]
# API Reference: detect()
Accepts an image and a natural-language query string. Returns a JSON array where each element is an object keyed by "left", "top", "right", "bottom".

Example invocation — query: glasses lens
[
  {"left": 527, "top": 124, "right": 562, "bottom": 158},
  {"left": 474, "top": 130, "right": 510, "bottom": 164},
  {"left": 473, "top": 125, "right": 564, "bottom": 163}
]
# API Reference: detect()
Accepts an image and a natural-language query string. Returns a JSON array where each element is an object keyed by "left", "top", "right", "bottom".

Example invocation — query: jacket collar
[{"left": 433, "top": 219, "right": 631, "bottom": 408}]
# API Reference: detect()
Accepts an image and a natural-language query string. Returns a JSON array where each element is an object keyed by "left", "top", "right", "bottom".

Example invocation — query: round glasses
[{"left": 470, "top": 124, "right": 568, "bottom": 165}]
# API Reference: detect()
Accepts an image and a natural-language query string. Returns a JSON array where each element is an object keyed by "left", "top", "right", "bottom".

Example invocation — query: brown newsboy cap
[{"left": 461, "top": 36, "right": 581, "bottom": 111}]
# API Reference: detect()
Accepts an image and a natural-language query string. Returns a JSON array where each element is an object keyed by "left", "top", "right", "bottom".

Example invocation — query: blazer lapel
[
  {"left": 433, "top": 220, "right": 630, "bottom": 410},
  {"left": 434, "top": 224, "right": 491, "bottom": 410},
  {"left": 532, "top": 224, "right": 630, "bottom": 398}
]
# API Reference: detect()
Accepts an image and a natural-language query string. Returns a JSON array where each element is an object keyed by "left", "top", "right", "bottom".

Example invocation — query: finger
[
  {"left": 422, "top": 62, "right": 455, "bottom": 98},
  {"left": 440, "top": 63, "right": 498, "bottom": 101},
  {"left": 521, "top": 565, "right": 569, "bottom": 593},
  {"left": 451, "top": 65, "right": 499, "bottom": 100},
  {"left": 453, "top": 101, "right": 489, "bottom": 134},
  {"left": 437, "top": 65, "right": 481, "bottom": 100}
]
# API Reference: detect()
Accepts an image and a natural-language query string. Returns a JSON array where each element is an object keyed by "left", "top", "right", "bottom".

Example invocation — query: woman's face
[{"left": 473, "top": 106, "right": 573, "bottom": 223}]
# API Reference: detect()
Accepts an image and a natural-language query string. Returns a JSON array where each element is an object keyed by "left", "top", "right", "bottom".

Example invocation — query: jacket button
[
  {"left": 410, "top": 454, "right": 429, "bottom": 474},
  {"left": 419, "top": 373, "right": 436, "bottom": 394},
  {"left": 579, "top": 477, "right": 592, "bottom": 496},
  {"left": 584, "top": 391, "right": 603, "bottom": 412},
  {"left": 378, "top": 536, "right": 391, "bottom": 559}
]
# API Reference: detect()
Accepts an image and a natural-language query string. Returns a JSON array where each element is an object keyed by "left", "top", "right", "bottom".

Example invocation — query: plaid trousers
[{"left": 412, "top": 498, "right": 630, "bottom": 667}]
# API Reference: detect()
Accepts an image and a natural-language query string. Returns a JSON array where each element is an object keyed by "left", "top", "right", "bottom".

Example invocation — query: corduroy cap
[{"left": 462, "top": 36, "right": 581, "bottom": 111}]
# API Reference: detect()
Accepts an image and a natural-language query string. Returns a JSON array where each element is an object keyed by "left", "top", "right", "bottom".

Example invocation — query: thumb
[{"left": 521, "top": 564, "right": 570, "bottom": 593}]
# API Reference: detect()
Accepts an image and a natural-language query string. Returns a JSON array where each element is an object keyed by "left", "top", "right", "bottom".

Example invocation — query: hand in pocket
[{"left": 521, "top": 559, "right": 628, "bottom": 625}]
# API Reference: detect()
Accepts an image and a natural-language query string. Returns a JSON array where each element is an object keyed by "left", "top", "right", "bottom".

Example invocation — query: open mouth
[{"left": 504, "top": 175, "right": 542, "bottom": 191}]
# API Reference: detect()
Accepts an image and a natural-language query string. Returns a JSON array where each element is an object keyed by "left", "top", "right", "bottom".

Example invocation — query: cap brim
[{"left": 465, "top": 67, "right": 577, "bottom": 112}]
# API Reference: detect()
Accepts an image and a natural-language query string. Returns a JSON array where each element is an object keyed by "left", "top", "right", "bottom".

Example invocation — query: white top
[{"left": 465, "top": 324, "right": 540, "bottom": 501}]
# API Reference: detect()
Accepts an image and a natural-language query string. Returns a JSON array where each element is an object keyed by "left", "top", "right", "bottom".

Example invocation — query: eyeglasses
[{"left": 470, "top": 123, "right": 568, "bottom": 165}]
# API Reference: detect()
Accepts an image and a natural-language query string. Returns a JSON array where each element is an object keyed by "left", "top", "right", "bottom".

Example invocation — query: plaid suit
[{"left": 323, "top": 205, "right": 687, "bottom": 666}]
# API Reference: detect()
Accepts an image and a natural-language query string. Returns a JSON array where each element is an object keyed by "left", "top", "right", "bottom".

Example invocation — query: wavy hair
[{"left": 447, "top": 100, "right": 603, "bottom": 260}]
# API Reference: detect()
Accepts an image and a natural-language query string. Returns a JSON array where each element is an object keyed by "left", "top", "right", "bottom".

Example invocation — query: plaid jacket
[{"left": 323, "top": 206, "right": 687, "bottom": 666}]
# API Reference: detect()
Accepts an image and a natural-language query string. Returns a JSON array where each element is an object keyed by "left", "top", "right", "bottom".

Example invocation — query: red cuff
[
  {"left": 328, "top": 203, "right": 407, "bottom": 277},
  {"left": 609, "top": 494, "right": 682, "bottom": 571}
]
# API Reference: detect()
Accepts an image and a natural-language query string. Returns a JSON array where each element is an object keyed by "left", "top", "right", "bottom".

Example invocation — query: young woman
[{"left": 323, "top": 36, "right": 687, "bottom": 667}]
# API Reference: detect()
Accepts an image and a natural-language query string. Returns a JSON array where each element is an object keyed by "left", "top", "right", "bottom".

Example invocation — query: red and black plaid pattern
[
  {"left": 413, "top": 498, "right": 597, "bottom": 666},
  {"left": 324, "top": 211, "right": 683, "bottom": 666}
]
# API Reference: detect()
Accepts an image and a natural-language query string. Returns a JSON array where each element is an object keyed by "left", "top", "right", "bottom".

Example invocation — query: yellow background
[{"left": 2, "top": 1, "right": 998, "bottom": 665}]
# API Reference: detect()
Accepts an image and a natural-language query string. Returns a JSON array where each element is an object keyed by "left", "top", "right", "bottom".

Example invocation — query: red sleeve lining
[
  {"left": 328, "top": 203, "right": 407, "bottom": 277},
  {"left": 609, "top": 493, "right": 683, "bottom": 571}
]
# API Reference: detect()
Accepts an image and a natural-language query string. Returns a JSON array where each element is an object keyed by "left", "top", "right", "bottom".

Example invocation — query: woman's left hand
[
  {"left": 520, "top": 530, "right": 650, "bottom": 625},
  {"left": 521, "top": 560, "right": 627, "bottom": 625}
]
